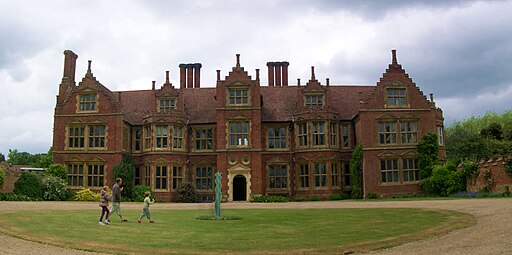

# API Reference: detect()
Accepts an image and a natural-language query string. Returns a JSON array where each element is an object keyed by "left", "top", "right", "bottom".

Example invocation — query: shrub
[
  {"left": 0, "top": 166, "right": 5, "bottom": 188},
  {"left": 309, "top": 195, "right": 320, "bottom": 201},
  {"left": 421, "top": 162, "right": 466, "bottom": 196},
  {"left": 328, "top": 193, "right": 349, "bottom": 200},
  {"left": 14, "top": 171, "right": 42, "bottom": 199},
  {"left": 41, "top": 176, "right": 68, "bottom": 201},
  {"left": 253, "top": 195, "right": 288, "bottom": 203},
  {"left": 131, "top": 185, "right": 153, "bottom": 202},
  {"left": 418, "top": 133, "right": 439, "bottom": 179},
  {"left": 112, "top": 154, "right": 135, "bottom": 199},
  {"left": 45, "top": 164, "right": 67, "bottom": 181},
  {"left": 350, "top": 144, "right": 363, "bottom": 199},
  {"left": 73, "top": 188, "right": 101, "bottom": 201},
  {"left": 0, "top": 192, "right": 36, "bottom": 201},
  {"left": 292, "top": 195, "right": 308, "bottom": 202},
  {"left": 367, "top": 192, "right": 378, "bottom": 199},
  {"left": 174, "top": 182, "right": 199, "bottom": 203}
]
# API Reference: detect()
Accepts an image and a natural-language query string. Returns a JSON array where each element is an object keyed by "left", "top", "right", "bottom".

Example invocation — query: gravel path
[{"left": 0, "top": 199, "right": 510, "bottom": 254}]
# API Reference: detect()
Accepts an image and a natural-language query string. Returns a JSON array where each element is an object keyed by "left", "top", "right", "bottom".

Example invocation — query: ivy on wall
[{"left": 350, "top": 144, "right": 363, "bottom": 199}]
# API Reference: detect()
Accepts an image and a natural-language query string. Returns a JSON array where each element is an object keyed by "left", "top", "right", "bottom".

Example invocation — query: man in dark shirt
[{"left": 110, "top": 178, "right": 128, "bottom": 222}]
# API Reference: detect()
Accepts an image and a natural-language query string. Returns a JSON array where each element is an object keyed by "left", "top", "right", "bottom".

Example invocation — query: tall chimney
[
  {"left": 216, "top": 70, "right": 221, "bottom": 81},
  {"left": 275, "top": 64, "right": 282, "bottom": 86},
  {"left": 194, "top": 63, "right": 201, "bottom": 88},
  {"left": 267, "top": 62, "right": 274, "bottom": 86},
  {"left": 282, "top": 62, "right": 289, "bottom": 86},
  {"left": 392, "top": 49, "right": 397, "bottom": 65},
  {"left": 326, "top": 78, "right": 330, "bottom": 86},
  {"left": 63, "top": 50, "right": 78, "bottom": 84},
  {"left": 297, "top": 78, "right": 301, "bottom": 86},
  {"left": 187, "top": 65, "right": 193, "bottom": 88},
  {"left": 255, "top": 69, "right": 260, "bottom": 81},
  {"left": 152, "top": 81, "right": 156, "bottom": 90},
  {"left": 179, "top": 64, "right": 186, "bottom": 89}
]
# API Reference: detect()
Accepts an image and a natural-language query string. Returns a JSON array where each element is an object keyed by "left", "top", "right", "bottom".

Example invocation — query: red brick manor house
[{"left": 52, "top": 49, "right": 445, "bottom": 201}]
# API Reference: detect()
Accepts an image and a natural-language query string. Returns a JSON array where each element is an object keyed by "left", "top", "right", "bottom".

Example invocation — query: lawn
[{"left": 0, "top": 208, "right": 473, "bottom": 254}]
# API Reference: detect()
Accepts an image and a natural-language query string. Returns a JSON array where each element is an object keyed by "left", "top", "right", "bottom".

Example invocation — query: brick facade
[
  {"left": 52, "top": 49, "right": 445, "bottom": 201},
  {"left": 467, "top": 156, "right": 512, "bottom": 193}
]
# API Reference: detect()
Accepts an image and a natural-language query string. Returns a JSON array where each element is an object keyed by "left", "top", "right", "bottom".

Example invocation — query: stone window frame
[
  {"left": 66, "top": 162, "right": 84, "bottom": 187},
  {"left": 402, "top": 158, "right": 419, "bottom": 183},
  {"left": 341, "top": 124, "right": 350, "bottom": 148},
  {"left": 378, "top": 120, "right": 398, "bottom": 145},
  {"left": 192, "top": 126, "right": 215, "bottom": 152},
  {"left": 194, "top": 164, "right": 214, "bottom": 191},
  {"left": 312, "top": 161, "right": 328, "bottom": 190},
  {"left": 304, "top": 93, "right": 325, "bottom": 109},
  {"left": 172, "top": 125, "right": 185, "bottom": 150},
  {"left": 171, "top": 161, "right": 185, "bottom": 191},
  {"left": 144, "top": 163, "right": 151, "bottom": 187},
  {"left": 227, "top": 119, "right": 250, "bottom": 148},
  {"left": 266, "top": 158, "right": 290, "bottom": 192},
  {"left": 331, "top": 161, "right": 340, "bottom": 189},
  {"left": 65, "top": 159, "right": 105, "bottom": 189},
  {"left": 134, "top": 166, "right": 141, "bottom": 186},
  {"left": 297, "top": 161, "right": 310, "bottom": 190},
  {"left": 155, "top": 125, "right": 169, "bottom": 150},
  {"left": 77, "top": 93, "right": 99, "bottom": 113},
  {"left": 380, "top": 158, "right": 399, "bottom": 184},
  {"left": 154, "top": 160, "right": 169, "bottom": 191},
  {"left": 65, "top": 122, "right": 108, "bottom": 151},
  {"left": 297, "top": 122, "right": 308, "bottom": 148},
  {"left": 399, "top": 120, "right": 419, "bottom": 144},
  {"left": 266, "top": 125, "right": 288, "bottom": 150},
  {"left": 437, "top": 126, "right": 445, "bottom": 146},
  {"left": 133, "top": 127, "right": 142, "bottom": 152},
  {"left": 312, "top": 121, "right": 327, "bottom": 147},
  {"left": 226, "top": 82, "right": 250, "bottom": 107},
  {"left": 143, "top": 125, "right": 152, "bottom": 151},
  {"left": 329, "top": 122, "right": 338, "bottom": 148},
  {"left": 67, "top": 126, "right": 85, "bottom": 149},
  {"left": 342, "top": 161, "right": 351, "bottom": 189},
  {"left": 157, "top": 97, "right": 176, "bottom": 113},
  {"left": 384, "top": 81, "right": 409, "bottom": 108}
]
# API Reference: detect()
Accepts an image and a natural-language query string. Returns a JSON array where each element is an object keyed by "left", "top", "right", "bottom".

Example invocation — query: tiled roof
[
  {"left": 116, "top": 85, "right": 375, "bottom": 125},
  {"left": 183, "top": 88, "right": 216, "bottom": 124}
]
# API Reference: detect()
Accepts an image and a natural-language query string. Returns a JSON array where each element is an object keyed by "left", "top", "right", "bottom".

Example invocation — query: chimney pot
[
  {"left": 165, "top": 71, "right": 170, "bottom": 84},
  {"left": 267, "top": 62, "right": 275, "bottom": 86},
  {"left": 236, "top": 54, "right": 241, "bottom": 67},
  {"left": 216, "top": 70, "right": 221, "bottom": 81},
  {"left": 194, "top": 63, "right": 201, "bottom": 88},
  {"left": 430, "top": 93, "right": 434, "bottom": 102},
  {"left": 297, "top": 78, "right": 301, "bottom": 86},
  {"left": 311, "top": 66, "right": 315, "bottom": 80},
  {"left": 152, "top": 81, "right": 156, "bottom": 90},
  {"left": 392, "top": 49, "right": 397, "bottom": 64},
  {"left": 179, "top": 64, "right": 186, "bottom": 89},
  {"left": 326, "top": 78, "right": 330, "bottom": 86},
  {"left": 255, "top": 69, "right": 260, "bottom": 81},
  {"left": 282, "top": 61, "right": 289, "bottom": 86},
  {"left": 87, "top": 60, "right": 92, "bottom": 74}
]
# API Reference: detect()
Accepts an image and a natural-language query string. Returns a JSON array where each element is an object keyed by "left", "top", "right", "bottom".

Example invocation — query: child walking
[
  {"left": 137, "top": 191, "right": 155, "bottom": 223},
  {"left": 98, "top": 186, "right": 111, "bottom": 225}
]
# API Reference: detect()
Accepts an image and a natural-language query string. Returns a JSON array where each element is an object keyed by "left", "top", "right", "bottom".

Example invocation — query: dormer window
[
  {"left": 228, "top": 88, "right": 249, "bottom": 105},
  {"left": 386, "top": 88, "right": 407, "bottom": 106},
  {"left": 304, "top": 94, "right": 324, "bottom": 109},
  {"left": 79, "top": 94, "right": 97, "bottom": 112},
  {"left": 158, "top": 98, "right": 176, "bottom": 113}
]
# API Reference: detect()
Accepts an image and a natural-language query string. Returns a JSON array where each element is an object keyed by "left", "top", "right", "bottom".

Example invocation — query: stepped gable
[
  {"left": 183, "top": 88, "right": 216, "bottom": 124},
  {"left": 362, "top": 50, "right": 432, "bottom": 109}
]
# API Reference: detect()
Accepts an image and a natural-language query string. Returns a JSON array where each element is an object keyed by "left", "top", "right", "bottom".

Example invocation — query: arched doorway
[{"left": 233, "top": 175, "right": 247, "bottom": 201}]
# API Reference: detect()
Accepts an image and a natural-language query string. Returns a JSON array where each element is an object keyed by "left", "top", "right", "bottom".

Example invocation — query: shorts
[
  {"left": 140, "top": 207, "right": 151, "bottom": 219},
  {"left": 111, "top": 202, "right": 122, "bottom": 216}
]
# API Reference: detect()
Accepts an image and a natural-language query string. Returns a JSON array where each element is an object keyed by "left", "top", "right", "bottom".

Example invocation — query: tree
[
  {"left": 45, "top": 164, "right": 67, "bottom": 181},
  {"left": 33, "top": 147, "right": 53, "bottom": 168},
  {"left": 175, "top": 182, "right": 199, "bottom": 202},
  {"left": 350, "top": 144, "right": 363, "bottom": 199},
  {"left": 418, "top": 133, "right": 439, "bottom": 179},
  {"left": 480, "top": 122, "right": 503, "bottom": 140},
  {"left": 14, "top": 171, "right": 42, "bottom": 199},
  {"left": 7, "top": 149, "right": 33, "bottom": 165},
  {"left": 0, "top": 166, "right": 5, "bottom": 188},
  {"left": 112, "top": 153, "right": 135, "bottom": 199},
  {"left": 0, "top": 153, "right": 5, "bottom": 162}
]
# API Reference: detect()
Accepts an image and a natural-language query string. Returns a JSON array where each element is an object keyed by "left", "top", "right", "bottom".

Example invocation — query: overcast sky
[{"left": 1, "top": 0, "right": 511, "bottom": 155}]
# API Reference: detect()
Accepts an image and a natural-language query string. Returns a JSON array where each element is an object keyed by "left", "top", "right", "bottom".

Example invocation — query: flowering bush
[
  {"left": 73, "top": 188, "right": 101, "bottom": 201},
  {"left": 42, "top": 176, "right": 68, "bottom": 201}
]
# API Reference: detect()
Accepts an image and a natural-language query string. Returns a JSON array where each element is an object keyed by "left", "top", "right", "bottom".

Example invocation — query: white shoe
[
  {"left": 104, "top": 220, "right": 110, "bottom": 225},
  {"left": 99, "top": 222, "right": 105, "bottom": 225}
]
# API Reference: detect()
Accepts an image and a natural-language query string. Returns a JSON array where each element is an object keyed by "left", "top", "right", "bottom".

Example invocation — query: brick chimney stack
[
  {"left": 266, "top": 61, "right": 289, "bottom": 86},
  {"left": 392, "top": 49, "right": 397, "bottom": 65},
  {"left": 179, "top": 63, "right": 202, "bottom": 88},
  {"left": 63, "top": 50, "right": 78, "bottom": 84}
]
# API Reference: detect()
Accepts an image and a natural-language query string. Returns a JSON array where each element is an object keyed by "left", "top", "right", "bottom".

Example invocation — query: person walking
[
  {"left": 137, "top": 191, "right": 155, "bottom": 223},
  {"left": 110, "top": 178, "right": 128, "bottom": 222},
  {"left": 98, "top": 186, "right": 111, "bottom": 225}
]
